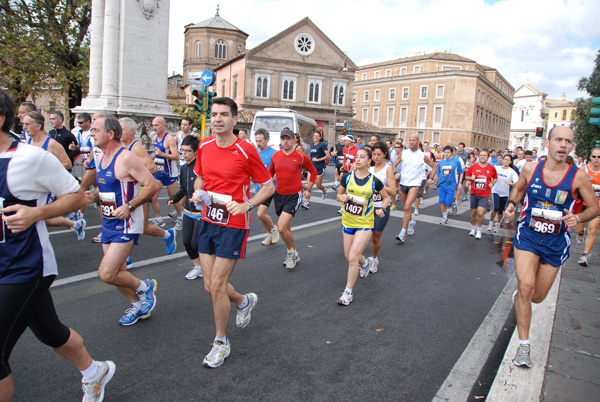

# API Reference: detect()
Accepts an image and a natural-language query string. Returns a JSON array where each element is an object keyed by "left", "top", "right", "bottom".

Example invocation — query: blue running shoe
[
  {"left": 126, "top": 257, "right": 133, "bottom": 269},
  {"left": 164, "top": 228, "right": 177, "bottom": 255},
  {"left": 119, "top": 306, "right": 145, "bottom": 326},
  {"left": 139, "top": 279, "right": 157, "bottom": 316}
]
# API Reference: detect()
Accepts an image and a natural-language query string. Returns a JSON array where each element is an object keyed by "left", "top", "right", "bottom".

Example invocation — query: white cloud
[{"left": 168, "top": 0, "right": 600, "bottom": 100}]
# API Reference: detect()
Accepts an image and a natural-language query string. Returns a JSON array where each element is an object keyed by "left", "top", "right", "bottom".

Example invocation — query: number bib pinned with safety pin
[
  {"left": 593, "top": 184, "right": 600, "bottom": 200},
  {"left": 344, "top": 194, "right": 366, "bottom": 216},
  {"left": 154, "top": 157, "right": 165, "bottom": 173},
  {"left": 529, "top": 207, "right": 562, "bottom": 234},
  {"left": 205, "top": 191, "right": 232, "bottom": 225},
  {"left": 474, "top": 178, "right": 486, "bottom": 190},
  {"left": 99, "top": 192, "right": 117, "bottom": 218}
]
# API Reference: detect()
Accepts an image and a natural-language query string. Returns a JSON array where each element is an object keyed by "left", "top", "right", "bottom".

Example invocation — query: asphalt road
[{"left": 10, "top": 167, "right": 517, "bottom": 401}]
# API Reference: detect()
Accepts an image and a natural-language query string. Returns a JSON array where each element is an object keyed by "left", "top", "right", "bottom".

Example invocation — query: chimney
[{"left": 561, "top": 93, "right": 566, "bottom": 101}]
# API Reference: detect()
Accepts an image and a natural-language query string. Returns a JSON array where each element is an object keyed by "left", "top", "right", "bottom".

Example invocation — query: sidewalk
[{"left": 488, "top": 235, "right": 600, "bottom": 401}]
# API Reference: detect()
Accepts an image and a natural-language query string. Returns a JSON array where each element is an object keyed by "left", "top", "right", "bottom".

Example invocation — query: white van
[{"left": 250, "top": 108, "right": 319, "bottom": 152}]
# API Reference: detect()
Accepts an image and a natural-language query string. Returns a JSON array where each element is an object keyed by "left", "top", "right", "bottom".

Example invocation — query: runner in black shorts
[
  {"left": 269, "top": 129, "right": 317, "bottom": 269},
  {"left": 0, "top": 90, "right": 115, "bottom": 401},
  {"left": 330, "top": 134, "right": 345, "bottom": 190}
]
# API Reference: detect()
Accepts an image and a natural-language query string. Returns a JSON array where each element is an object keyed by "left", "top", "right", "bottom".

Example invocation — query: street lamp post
[{"left": 333, "top": 53, "right": 348, "bottom": 142}]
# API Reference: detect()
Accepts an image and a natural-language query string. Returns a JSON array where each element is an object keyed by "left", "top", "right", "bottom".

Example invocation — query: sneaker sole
[
  {"left": 120, "top": 316, "right": 143, "bottom": 326},
  {"left": 142, "top": 280, "right": 158, "bottom": 318},
  {"left": 203, "top": 348, "right": 231, "bottom": 368},
  {"left": 237, "top": 295, "right": 258, "bottom": 329},
  {"left": 93, "top": 361, "right": 116, "bottom": 401}
]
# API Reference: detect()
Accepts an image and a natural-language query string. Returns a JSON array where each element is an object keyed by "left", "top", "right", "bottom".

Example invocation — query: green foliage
[
  {"left": 573, "top": 50, "right": 600, "bottom": 159},
  {"left": 171, "top": 103, "right": 204, "bottom": 130},
  {"left": 0, "top": 0, "right": 91, "bottom": 119},
  {"left": 573, "top": 98, "right": 599, "bottom": 160}
]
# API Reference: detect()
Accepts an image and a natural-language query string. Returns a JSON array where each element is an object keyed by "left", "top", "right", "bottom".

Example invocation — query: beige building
[
  {"left": 182, "top": 8, "right": 248, "bottom": 87},
  {"left": 182, "top": 15, "right": 357, "bottom": 144},
  {"left": 546, "top": 93, "right": 575, "bottom": 131},
  {"left": 353, "top": 52, "right": 514, "bottom": 150}
]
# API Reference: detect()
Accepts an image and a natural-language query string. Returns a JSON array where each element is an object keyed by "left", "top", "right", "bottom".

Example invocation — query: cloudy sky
[{"left": 168, "top": 0, "right": 600, "bottom": 101}]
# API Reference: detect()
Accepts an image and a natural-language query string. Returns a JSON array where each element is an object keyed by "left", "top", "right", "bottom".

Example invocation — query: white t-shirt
[
  {"left": 492, "top": 166, "right": 519, "bottom": 197},
  {"left": 4, "top": 143, "right": 80, "bottom": 277},
  {"left": 400, "top": 149, "right": 427, "bottom": 187},
  {"left": 515, "top": 159, "right": 526, "bottom": 172}
]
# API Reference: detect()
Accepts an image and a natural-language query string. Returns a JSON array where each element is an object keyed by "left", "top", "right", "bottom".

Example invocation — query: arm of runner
[
  {"left": 385, "top": 167, "right": 397, "bottom": 197},
  {"left": 155, "top": 134, "right": 179, "bottom": 161},
  {"left": 227, "top": 179, "right": 275, "bottom": 216},
  {"left": 504, "top": 164, "right": 532, "bottom": 221},
  {"left": 303, "top": 154, "right": 318, "bottom": 190},
  {"left": 3, "top": 190, "right": 87, "bottom": 233},
  {"left": 133, "top": 142, "right": 158, "bottom": 174},
  {"left": 392, "top": 151, "right": 402, "bottom": 170},
  {"left": 375, "top": 177, "right": 390, "bottom": 216},
  {"left": 565, "top": 169, "right": 600, "bottom": 225},
  {"left": 169, "top": 166, "right": 187, "bottom": 206},
  {"left": 48, "top": 139, "right": 72, "bottom": 170},
  {"left": 337, "top": 172, "right": 350, "bottom": 203},
  {"left": 112, "top": 151, "right": 161, "bottom": 220}
]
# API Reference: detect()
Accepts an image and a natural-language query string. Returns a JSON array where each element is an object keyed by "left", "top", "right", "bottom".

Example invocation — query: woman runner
[{"left": 336, "top": 148, "right": 389, "bottom": 305}]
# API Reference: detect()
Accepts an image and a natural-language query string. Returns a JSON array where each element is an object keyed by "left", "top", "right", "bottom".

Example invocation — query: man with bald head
[
  {"left": 150, "top": 116, "right": 182, "bottom": 230},
  {"left": 504, "top": 126, "right": 599, "bottom": 368}
]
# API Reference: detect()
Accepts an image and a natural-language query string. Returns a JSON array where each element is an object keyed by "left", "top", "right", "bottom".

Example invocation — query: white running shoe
[
  {"left": 81, "top": 360, "right": 116, "bottom": 402},
  {"left": 414, "top": 208, "right": 419, "bottom": 216},
  {"left": 487, "top": 221, "right": 494, "bottom": 231},
  {"left": 168, "top": 211, "right": 178, "bottom": 219},
  {"left": 173, "top": 219, "right": 183, "bottom": 231},
  {"left": 359, "top": 259, "right": 370, "bottom": 279},
  {"left": 236, "top": 293, "right": 258, "bottom": 328},
  {"left": 368, "top": 257, "right": 379, "bottom": 273},
  {"left": 185, "top": 267, "right": 203, "bottom": 280},
  {"left": 284, "top": 250, "right": 299, "bottom": 269},
  {"left": 321, "top": 189, "right": 328, "bottom": 200},
  {"left": 396, "top": 231, "right": 406, "bottom": 242},
  {"left": 493, "top": 222, "right": 500, "bottom": 233},
  {"left": 203, "top": 340, "right": 231, "bottom": 368},
  {"left": 440, "top": 217, "right": 449, "bottom": 225},
  {"left": 261, "top": 234, "right": 273, "bottom": 246},
  {"left": 271, "top": 228, "right": 280, "bottom": 244},
  {"left": 469, "top": 228, "right": 476, "bottom": 237},
  {"left": 578, "top": 254, "right": 589, "bottom": 267},
  {"left": 337, "top": 290, "right": 353, "bottom": 306},
  {"left": 407, "top": 220, "right": 416, "bottom": 235},
  {"left": 475, "top": 229, "right": 482, "bottom": 239},
  {"left": 337, "top": 207, "right": 343, "bottom": 215},
  {"left": 71, "top": 218, "right": 87, "bottom": 241},
  {"left": 576, "top": 234, "right": 584, "bottom": 245}
]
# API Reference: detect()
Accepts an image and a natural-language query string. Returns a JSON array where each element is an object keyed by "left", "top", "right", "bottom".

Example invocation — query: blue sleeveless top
[{"left": 522, "top": 161, "right": 578, "bottom": 235}]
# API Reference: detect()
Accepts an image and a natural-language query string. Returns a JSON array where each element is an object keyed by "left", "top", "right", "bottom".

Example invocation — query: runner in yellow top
[
  {"left": 336, "top": 148, "right": 389, "bottom": 305},
  {"left": 576, "top": 147, "right": 600, "bottom": 266}
]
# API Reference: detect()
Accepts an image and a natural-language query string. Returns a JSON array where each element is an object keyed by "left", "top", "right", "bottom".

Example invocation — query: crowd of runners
[{"left": 1, "top": 91, "right": 598, "bottom": 401}]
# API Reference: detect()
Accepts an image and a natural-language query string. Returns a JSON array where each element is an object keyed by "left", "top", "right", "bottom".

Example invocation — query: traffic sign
[
  {"left": 188, "top": 71, "right": 203, "bottom": 79},
  {"left": 201, "top": 70, "right": 216, "bottom": 86}
]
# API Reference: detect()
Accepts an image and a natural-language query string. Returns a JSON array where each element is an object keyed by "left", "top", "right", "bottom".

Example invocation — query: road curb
[{"left": 486, "top": 266, "right": 562, "bottom": 401}]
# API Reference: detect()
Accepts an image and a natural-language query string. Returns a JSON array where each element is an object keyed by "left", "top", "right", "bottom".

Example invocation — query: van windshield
[{"left": 254, "top": 116, "right": 294, "bottom": 133}]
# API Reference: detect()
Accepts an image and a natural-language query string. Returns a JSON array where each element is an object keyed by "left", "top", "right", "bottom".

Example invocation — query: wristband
[
  {"left": 246, "top": 200, "right": 254, "bottom": 210},
  {"left": 507, "top": 200, "right": 517, "bottom": 208},
  {"left": 575, "top": 214, "right": 581, "bottom": 224}
]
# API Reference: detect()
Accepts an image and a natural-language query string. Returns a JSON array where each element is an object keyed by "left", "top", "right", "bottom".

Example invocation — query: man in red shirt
[
  {"left": 191, "top": 97, "right": 274, "bottom": 368},
  {"left": 342, "top": 135, "right": 359, "bottom": 173},
  {"left": 465, "top": 149, "right": 497, "bottom": 239},
  {"left": 269, "top": 128, "right": 317, "bottom": 269}
]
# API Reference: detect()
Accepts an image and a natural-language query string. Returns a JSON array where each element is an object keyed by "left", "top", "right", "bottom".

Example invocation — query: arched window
[
  {"left": 256, "top": 77, "right": 263, "bottom": 97},
  {"left": 214, "top": 40, "right": 227, "bottom": 59},
  {"left": 194, "top": 41, "right": 201, "bottom": 58},
  {"left": 562, "top": 109, "right": 567, "bottom": 120}
]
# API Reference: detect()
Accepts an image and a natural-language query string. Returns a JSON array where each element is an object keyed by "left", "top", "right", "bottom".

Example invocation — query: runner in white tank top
[{"left": 365, "top": 142, "right": 397, "bottom": 273}]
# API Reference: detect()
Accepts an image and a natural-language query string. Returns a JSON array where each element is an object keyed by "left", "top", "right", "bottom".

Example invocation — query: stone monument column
[
  {"left": 86, "top": 0, "right": 104, "bottom": 99},
  {"left": 74, "top": 0, "right": 179, "bottom": 125}
]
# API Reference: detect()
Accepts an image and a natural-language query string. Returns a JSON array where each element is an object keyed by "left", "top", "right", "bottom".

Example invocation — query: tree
[
  {"left": 0, "top": 0, "right": 91, "bottom": 123},
  {"left": 573, "top": 49, "right": 600, "bottom": 160}
]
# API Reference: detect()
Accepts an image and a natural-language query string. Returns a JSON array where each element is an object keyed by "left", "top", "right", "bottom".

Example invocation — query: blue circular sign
[{"left": 200, "top": 70, "right": 216, "bottom": 86}]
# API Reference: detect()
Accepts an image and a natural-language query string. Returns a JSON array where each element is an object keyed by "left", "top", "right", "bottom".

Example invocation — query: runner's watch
[{"left": 127, "top": 202, "right": 136, "bottom": 212}]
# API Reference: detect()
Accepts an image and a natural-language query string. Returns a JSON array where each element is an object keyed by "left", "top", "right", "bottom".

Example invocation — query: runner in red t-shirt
[
  {"left": 465, "top": 149, "right": 497, "bottom": 239},
  {"left": 191, "top": 97, "right": 274, "bottom": 369},
  {"left": 342, "top": 135, "right": 359, "bottom": 172},
  {"left": 268, "top": 128, "right": 317, "bottom": 269}
]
